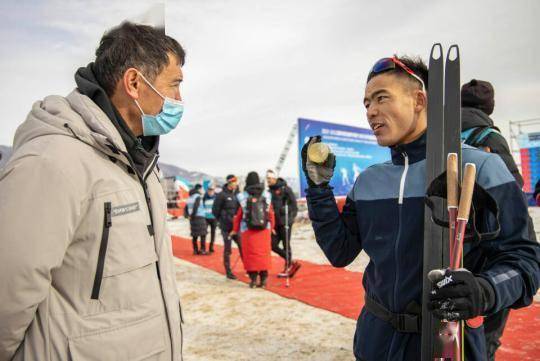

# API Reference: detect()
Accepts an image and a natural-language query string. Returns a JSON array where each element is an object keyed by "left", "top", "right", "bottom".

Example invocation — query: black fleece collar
[{"left": 74, "top": 63, "right": 159, "bottom": 177}]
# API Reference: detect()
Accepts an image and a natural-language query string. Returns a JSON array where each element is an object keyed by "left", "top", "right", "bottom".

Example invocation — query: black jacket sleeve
[
  {"left": 285, "top": 186, "right": 298, "bottom": 221},
  {"left": 307, "top": 187, "right": 362, "bottom": 267},
  {"left": 483, "top": 133, "right": 524, "bottom": 188},
  {"left": 471, "top": 155, "right": 540, "bottom": 313},
  {"left": 212, "top": 193, "right": 223, "bottom": 220},
  {"left": 192, "top": 196, "right": 201, "bottom": 219}
]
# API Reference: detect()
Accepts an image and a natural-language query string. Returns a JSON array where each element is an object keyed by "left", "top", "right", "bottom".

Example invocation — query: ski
[
  {"left": 442, "top": 45, "right": 463, "bottom": 361},
  {"left": 422, "top": 44, "right": 463, "bottom": 360},
  {"left": 421, "top": 43, "right": 446, "bottom": 361}
]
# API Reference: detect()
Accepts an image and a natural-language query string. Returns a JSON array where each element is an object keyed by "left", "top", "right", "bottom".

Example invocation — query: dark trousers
[
  {"left": 271, "top": 224, "right": 293, "bottom": 267},
  {"left": 192, "top": 235, "right": 206, "bottom": 253},
  {"left": 206, "top": 218, "right": 217, "bottom": 250},
  {"left": 222, "top": 229, "right": 242, "bottom": 273},
  {"left": 484, "top": 305, "right": 510, "bottom": 361}
]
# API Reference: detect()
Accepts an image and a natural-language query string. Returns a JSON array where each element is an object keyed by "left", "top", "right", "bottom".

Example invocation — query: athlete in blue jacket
[{"left": 303, "top": 55, "right": 540, "bottom": 361}]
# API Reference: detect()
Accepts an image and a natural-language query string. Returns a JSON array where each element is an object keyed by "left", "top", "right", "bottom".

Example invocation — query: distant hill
[{"left": 158, "top": 162, "right": 221, "bottom": 184}]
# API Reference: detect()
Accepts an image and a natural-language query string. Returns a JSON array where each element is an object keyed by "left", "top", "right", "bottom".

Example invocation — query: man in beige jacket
[{"left": 0, "top": 22, "right": 185, "bottom": 360}]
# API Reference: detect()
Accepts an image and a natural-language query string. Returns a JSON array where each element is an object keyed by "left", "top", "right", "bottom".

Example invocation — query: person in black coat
[
  {"left": 461, "top": 79, "right": 523, "bottom": 187},
  {"left": 212, "top": 174, "right": 242, "bottom": 279},
  {"left": 266, "top": 170, "right": 301, "bottom": 278},
  {"left": 461, "top": 79, "right": 536, "bottom": 361}
]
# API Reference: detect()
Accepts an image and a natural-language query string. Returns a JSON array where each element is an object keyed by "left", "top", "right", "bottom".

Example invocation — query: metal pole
[{"left": 285, "top": 203, "right": 290, "bottom": 288}]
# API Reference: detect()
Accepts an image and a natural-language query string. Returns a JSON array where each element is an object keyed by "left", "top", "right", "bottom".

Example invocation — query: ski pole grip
[
  {"left": 447, "top": 153, "right": 459, "bottom": 208},
  {"left": 457, "top": 163, "right": 476, "bottom": 220}
]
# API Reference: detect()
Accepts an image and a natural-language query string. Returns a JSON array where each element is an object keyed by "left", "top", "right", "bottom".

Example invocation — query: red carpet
[{"left": 172, "top": 235, "right": 540, "bottom": 360}]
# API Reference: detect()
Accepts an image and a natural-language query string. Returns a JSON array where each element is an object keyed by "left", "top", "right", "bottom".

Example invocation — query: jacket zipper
[
  {"left": 118, "top": 148, "right": 178, "bottom": 358},
  {"left": 91, "top": 202, "right": 112, "bottom": 300},
  {"left": 393, "top": 152, "right": 408, "bottom": 309},
  {"left": 386, "top": 152, "right": 409, "bottom": 360}
]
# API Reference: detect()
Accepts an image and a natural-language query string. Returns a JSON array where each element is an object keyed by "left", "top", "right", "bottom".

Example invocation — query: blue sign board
[{"left": 297, "top": 118, "right": 390, "bottom": 197}]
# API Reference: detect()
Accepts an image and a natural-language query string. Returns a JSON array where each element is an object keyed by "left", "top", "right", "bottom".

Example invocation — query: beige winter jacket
[{"left": 0, "top": 90, "right": 183, "bottom": 361}]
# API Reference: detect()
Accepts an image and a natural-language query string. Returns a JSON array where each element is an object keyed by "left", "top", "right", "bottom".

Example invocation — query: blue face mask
[{"left": 134, "top": 72, "right": 184, "bottom": 136}]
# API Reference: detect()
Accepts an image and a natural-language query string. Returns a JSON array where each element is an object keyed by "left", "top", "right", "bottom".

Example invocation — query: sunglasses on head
[{"left": 369, "top": 57, "right": 426, "bottom": 92}]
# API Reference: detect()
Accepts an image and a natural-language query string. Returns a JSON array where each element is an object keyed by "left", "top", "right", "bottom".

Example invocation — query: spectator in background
[
  {"left": 203, "top": 185, "right": 217, "bottom": 253},
  {"left": 266, "top": 169, "right": 301, "bottom": 278},
  {"left": 186, "top": 184, "right": 208, "bottom": 255},
  {"left": 461, "top": 79, "right": 523, "bottom": 187},
  {"left": 213, "top": 174, "right": 242, "bottom": 279},
  {"left": 461, "top": 79, "right": 537, "bottom": 361},
  {"left": 231, "top": 171, "right": 275, "bottom": 288}
]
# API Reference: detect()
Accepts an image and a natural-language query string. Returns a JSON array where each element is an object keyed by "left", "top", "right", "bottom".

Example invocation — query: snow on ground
[{"left": 170, "top": 207, "right": 540, "bottom": 360}]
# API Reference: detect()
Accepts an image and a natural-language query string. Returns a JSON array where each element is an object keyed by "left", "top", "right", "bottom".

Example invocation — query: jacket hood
[
  {"left": 13, "top": 90, "right": 128, "bottom": 160},
  {"left": 462, "top": 107, "right": 495, "bottom": 130},
  {"left": 245, "top": 183, "right": 264, "bottom": 196}
]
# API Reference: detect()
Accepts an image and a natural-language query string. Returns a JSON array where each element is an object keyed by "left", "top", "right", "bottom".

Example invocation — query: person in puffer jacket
[
  {"left": 0, "top": 22, "right": 185, "bottom": 361},
  {"left": 303, "top": 55, "right": 540, "bottom": 361},
  {"left": 185, "top": 184, "right": 208, "bottom": 255}
]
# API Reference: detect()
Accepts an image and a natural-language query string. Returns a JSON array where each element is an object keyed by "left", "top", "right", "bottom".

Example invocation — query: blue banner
[{"left": 297, "top": 118, "right": 390, "bottom": 197}]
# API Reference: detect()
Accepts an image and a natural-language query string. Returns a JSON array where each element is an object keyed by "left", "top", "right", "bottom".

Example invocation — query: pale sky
[{"left": 1, "top": 0, "right": 539, "bottom": 178}]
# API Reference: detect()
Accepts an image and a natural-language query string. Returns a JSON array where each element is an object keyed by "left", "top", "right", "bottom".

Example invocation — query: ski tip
[
  {"left": 430, "top": 43, "right": 443, "bottom": 60},
  {"left": 447, "top": 152, "right": 458, "bottom": 159},
  {"left": 447, "top": 45, "right": 460, "bottom": 62}
]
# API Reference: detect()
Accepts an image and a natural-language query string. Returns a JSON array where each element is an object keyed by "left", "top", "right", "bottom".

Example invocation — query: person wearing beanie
[
  {"left": 231, "top": 171, "right": 275, "bottom": 288},
  {"left": 461, "top": 79, "right": 523, "bottom": 187},
  {"left": 185, "top": 184, "right": 208, "bottom": 255},
  {"left": 212, "top": 174, "right": 243, "bottom": 279},
  {"left": 461, "top": 79, "right": 538, "bottom": 360},
  {"left": 266, "top": 169, "right": 301, "bottom": 278}
]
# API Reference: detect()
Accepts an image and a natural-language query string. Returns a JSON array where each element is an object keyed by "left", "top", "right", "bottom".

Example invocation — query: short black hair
[
  {"left": 94, "top": 21, "right": 186, "bottom": 95},
  {"left": 367, "top": 55, "right": 428, "bottom": 91}
]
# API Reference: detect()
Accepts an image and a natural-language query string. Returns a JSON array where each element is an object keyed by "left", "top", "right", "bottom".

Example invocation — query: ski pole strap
[
  {"left": 424, "top": 171, "right": 501, "bottom": 242},
  {"left": 364, "top": 295, "right": 422, "bottom": 333}
]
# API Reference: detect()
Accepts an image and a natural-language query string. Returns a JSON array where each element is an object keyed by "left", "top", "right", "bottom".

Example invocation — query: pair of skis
[{"left": 421, "top": 44, "right": 477, "bottom": 361}]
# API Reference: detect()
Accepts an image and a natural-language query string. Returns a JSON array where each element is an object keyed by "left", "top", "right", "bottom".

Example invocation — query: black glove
[
  {"left": 301, "top": 136, "right": 336, "bottom": 188},
  {"left": 427, "top": 268, "right": 495, "bottom": 321}
]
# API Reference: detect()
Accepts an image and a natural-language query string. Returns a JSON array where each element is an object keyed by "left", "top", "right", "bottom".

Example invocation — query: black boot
[
  {"left": 249, "top": 272, "right": 257, "bottom": 288},
  {"left": 192, "top": 238, "right": 199, "bottom": 255},
  {"left": 257, "top": 271, "right": 268, "bottom": 288},
  {"left": 200, "top": 237, "right": 207, "bottom": 255},
  {"left": 226, "top": 270, "right": 237, "bottom": 280}
]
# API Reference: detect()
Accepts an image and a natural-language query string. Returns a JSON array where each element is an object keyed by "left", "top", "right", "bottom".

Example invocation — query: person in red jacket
[{"left": 231, "top": 171, "right": 275, "bottom": 288}]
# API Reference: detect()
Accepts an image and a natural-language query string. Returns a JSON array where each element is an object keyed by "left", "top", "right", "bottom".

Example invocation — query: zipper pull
[{"left": 105, "top": 202, "right": 112, "bottom": 228}]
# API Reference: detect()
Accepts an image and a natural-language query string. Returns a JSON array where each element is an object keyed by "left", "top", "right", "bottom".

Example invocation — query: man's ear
[
  {"left": 414, "top": 89, "right": 427, "bottom": 113},
  {"left": 122, "top": 68, "right": 141, "bottom": 99}
]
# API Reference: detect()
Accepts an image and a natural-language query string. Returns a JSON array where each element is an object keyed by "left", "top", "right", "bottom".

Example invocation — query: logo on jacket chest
[{"left": 112, "top": 202, "right": 140, "bottom": 217}]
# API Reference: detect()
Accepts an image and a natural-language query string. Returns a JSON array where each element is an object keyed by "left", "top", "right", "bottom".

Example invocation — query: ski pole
[
  {"left": 285, "top": 203, "right": 290, "bottom": 288},
  {"left": 434, "top": 154, "right": 461, "bottom": 361},
  {"left": 431, "top": 162, "right": 476, "bottom": 361}
]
